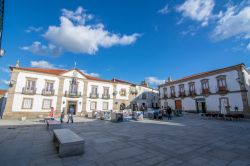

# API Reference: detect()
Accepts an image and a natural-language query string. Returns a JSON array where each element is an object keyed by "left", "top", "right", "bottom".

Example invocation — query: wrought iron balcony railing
[
  {"left": 90, "top": 93, "right": 99, "bottom": 99},
  {"left": 42, "top": 89, "right": 55, "bottom": 96},
  {"left": 102, "top": 94, "right": 110, "bottom": 99},
  {"left": 64, "top": 91, "right": 82, "bottom": 98},
  {"left": 22, "top": 87, "right": 36, "bottom": 95},
  {"left": 216, "top": 86, "right": 228, "bottom": 94}
]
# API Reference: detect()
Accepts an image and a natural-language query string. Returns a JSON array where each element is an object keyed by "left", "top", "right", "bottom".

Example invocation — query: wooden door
[{"left": 175, "top": 100, "right": 182, "bottom": 110}]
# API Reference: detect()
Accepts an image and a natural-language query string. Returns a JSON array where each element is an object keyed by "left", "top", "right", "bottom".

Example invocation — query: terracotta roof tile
[
  {"left": 0, "top": 89, "right": 7, "bottom": 95},
  {"left": 160, "top": 63, "right": 245, "bottom": 86},
  {"left": 10, "top": 67, "right": 141, "bottom": 85}
]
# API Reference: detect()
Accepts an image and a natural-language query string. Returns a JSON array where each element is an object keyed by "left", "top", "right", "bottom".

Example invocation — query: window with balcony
[
  {"left": 163, "top": 87, "right": 168, "bottom": 99},
  {"left": 65, "top": 77, "right": 81, "bottom": 97},
  {"left": 90, "top": 86, "right": 99, "bottom": 98},
  {"left": 170, "top": 86, "right": 175, "bottom": 98},
  {"left": 42, "top": 81, "right": 54, "bottom": 95},
  {"left": 42, "top": 99, "right": 52, "bottom": 109},
  {"left": 69, "top": 78, "right": 78, "bottom": 94},
  {"left": 120, "top": 89, "right": 127, "bottom": 96},
  {"left": 217, "top": 75, "right": 228, "bottom": 93},
  {"left": 179, "top": 84, "right": 185, "bottom": 97},
  {"left": 22, "top": 98, "right": 33, "bottom": 109},
  {"left": 201, "top": 79, "right": 210, "bottom": 95},
  {"left": 102, "top": 87, "right": 110, "bottom": 99},
  {"left": 23, "top": 79, "right": 36, "bottom": 95},
  {"left": 188, "top": 82, "right": 196, "bottom": 96}
]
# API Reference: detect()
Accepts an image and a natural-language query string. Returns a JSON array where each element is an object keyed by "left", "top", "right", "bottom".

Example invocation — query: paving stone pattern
[{"left": 0, "top": 114, "right": 250, "bottom": 166}]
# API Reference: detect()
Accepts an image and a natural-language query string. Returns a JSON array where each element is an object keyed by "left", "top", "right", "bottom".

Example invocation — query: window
[
  {"left": 170, "top": 86, "right": 175, "bottom": 97},
  {"left": 163, "top": 87, "right": 167, "bottom": 97},
  {"left": 69, "top": 78, "right": 78, "bottom": 94},
  {"left": 142, "top": 93, "right": 147, "bottom": 99},
  {"left": 120, "top": 89, "right": 127, "bottom": 96},
  {"left": 179, "top": 84, "right": 184, "bottom": 92},
  {"left": 103, "top": 87, "right": 109, "bottom": 96},
  {"left": 189, "top": 82, "right": 195, "bottom": 93},
  {"left": 201, "top": 80, "right": 209, "bottom": 89},
  {"left": 25, "top": 80, "right": 36, "bottom": 90},
  {"left": 103, "top": 102, "right": 108, "bottom": 110},
  {"left": 42, "top": 99, "right": 52, "bottom": 109},
  {"left": 91, "top": 86, "right": 98, "bottom": 94},
  {"left": 201, "top": 79, "right": 210, "bottom": 94},
  {"left": 22, "top": 98, "right": 33, "bottom": 109},
  {"left": 217, "top": 75, "right": 227, "bottom": 90},
  {"left": 45, "top": 82, "right": 54, "bottom": 92},
  {"left": 90, "top": 101, "right": 97, "bottom": 110}
]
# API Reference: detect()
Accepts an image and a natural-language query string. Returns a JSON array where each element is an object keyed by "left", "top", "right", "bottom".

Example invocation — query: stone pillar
[
  {"left": 237, "top": 69, "right": 250, "bottom": 113},
  {"left": 3, "top": 70, "right": 19, "bottom": 119},
  {"left": 82, "top": 80, "right": 88, "bottom": 116},
  {"left": 56, "top": 77, "right": 64, "bottom": 114},
  {"left": 113, "top": 84, "right": 117, "bottom": 110}
]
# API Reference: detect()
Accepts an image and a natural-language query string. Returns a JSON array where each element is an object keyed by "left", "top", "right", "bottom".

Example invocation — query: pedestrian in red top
[{"left": 49, "top": 107, "right": 55, "bottom": 120}]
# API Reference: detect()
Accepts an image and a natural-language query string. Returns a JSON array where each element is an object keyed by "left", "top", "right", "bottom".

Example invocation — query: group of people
[
  {"left": 161, "top": 106, "right": 173, "bottom": 120},
  {"left": 49, "top": 106, "right": 75, "bottom": 123}
]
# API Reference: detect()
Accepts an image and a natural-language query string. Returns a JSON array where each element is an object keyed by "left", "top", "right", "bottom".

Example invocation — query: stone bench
[
  {"left": 53, "top": 129, "right": 85, "bottom": 157},
  {"left": 47, "top": 120, "right": 61, "bottom": 130}
]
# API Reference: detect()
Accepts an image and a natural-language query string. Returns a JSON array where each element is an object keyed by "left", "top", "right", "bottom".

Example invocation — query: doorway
[
  {"left": 219, "top": 97, "right": 229, "bottom": 114},
  {"left": 196, "top": 98, "right": 206, "bottom": 113},
  {"left": 120, "top": 103, "right": 126, "bottom": 110},
  {"left": 175, "top": 100, "right": 182, "bottom": 110},
  {"left": 67, "top": 101, "right": 77, "bottom": 115}
]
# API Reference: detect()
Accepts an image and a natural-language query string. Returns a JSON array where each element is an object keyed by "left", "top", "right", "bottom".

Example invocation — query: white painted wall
[
  {"left": 160, "top": 70, "right": 244, "bottom": 112},
  {"left": 115, "top": 84, "right": 130, "bottom": 100},
  {"left": 85, "top": 81, "right": 114, "bottom": 112},
  {"left": 12, "top": 72, "right": 59, "bottom": 112}
]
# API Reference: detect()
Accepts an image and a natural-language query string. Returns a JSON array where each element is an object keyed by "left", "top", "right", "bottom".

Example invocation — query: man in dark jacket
[{"left": 167, "top": 106, "right": 172, "bottom": 120}]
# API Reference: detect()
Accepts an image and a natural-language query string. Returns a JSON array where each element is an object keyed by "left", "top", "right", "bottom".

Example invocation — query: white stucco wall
[
  {"left": 85, "top": 81, "right": 114, "bottom": 112},
  {"left": 12, "top": 72, "right": 59, "bottom": 112},
  {"left": 160, "top": 69, "right": 244, "bottom": 112},
  {"left": 115, "top": 84, "right": 130, "bottom": 100}
]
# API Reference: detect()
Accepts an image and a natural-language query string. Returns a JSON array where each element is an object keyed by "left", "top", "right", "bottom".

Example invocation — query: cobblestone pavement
[{"left": 0, "top": 114, "right": 250, "bottom": 166}]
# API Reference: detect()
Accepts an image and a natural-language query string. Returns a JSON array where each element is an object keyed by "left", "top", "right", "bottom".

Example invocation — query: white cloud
[
  {"left": 158, "top": 5, "right": 170, "bottom": 15},
  {"left": 211, "top": 6, "right": 250, "bottom": 41},
  {"left": 1, "top": 79, "right": 9, "bottom": 86},
  {"left": 21, "top": 41, "right": 62, "bottom": 56},
  {"left": 145, "top": 77, "right": 164, "bottom": 86},
  {"left": 43, "top": 6, "right": 140, "bottom": 55},
  {"left": 61, "top": 6, "right": 93, "bottom": 25},
  {"left": 177, "top": 0, "right": 215, "bottom": 26},
  {"left": 25, "top": 26, "right": 43, "bottom": 33},
  {"left": 80, "top": 70, "right": 100, "bottom": 77},
  {"left": 30, "top": 60, "right": 55, "bottom": 68},
  {"left": 247, "top": 43, "right": 250, "bottom": 51}
]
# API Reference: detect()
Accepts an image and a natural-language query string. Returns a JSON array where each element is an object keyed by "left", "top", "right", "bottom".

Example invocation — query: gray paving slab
[{"left": 0, "top": 114, "right": 250, "bottom": 166}]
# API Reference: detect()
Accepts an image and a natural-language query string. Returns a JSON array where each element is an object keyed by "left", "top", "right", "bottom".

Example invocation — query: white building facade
[
  {"left": 4, "top": 65, "right": 159, "bottom": 119},
  {"left": 159, "top": 64, "right": 250, "bottom": 114}
]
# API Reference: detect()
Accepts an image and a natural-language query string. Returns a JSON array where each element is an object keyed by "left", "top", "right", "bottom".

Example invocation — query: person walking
[
  {"left": 67, "top": 106, "right": 74, "bottom": 123},
  {"left": 167, "top": 106, "right": 172, "bottom": 120},
  {"left": 60, "top": 108, "right": 65, "bottom": 123},
  {"left": 49, "top": 107, "right": 55, "bottom": 120}
]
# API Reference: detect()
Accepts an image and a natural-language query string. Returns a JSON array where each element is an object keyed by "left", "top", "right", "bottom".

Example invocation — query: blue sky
[{"left": 1, "top": 0, "right": 250, "bottom": 89}]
